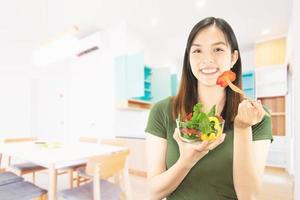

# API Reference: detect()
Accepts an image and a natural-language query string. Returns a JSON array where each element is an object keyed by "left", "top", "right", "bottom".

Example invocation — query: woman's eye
[
  {"left": 214, "top": 48, "right": 224, "bottom": 52},
  {"left": 192, "top": 49, "right": 201, "bottom": 53}
]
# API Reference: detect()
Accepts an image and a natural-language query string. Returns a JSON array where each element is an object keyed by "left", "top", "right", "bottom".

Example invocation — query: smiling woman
[{"left": 146, "top": 17, "right": 273, "bottom": 200}]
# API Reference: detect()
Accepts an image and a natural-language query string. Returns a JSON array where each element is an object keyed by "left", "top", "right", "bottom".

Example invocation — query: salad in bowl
[{"left": 177, "top": 103, "right": 225, "bottom": 143}]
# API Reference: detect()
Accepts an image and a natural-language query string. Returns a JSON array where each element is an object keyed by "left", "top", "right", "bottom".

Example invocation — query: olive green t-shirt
[{"left": 145, "top": 97, "right": 273, "bottom": 200}]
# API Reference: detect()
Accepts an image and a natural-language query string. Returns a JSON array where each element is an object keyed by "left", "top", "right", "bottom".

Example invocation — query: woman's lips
[{"left": 200, "top": 68, "right": 219, "bottom": 75}]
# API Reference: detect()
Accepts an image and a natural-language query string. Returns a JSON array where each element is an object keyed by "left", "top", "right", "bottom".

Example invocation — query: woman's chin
[{"left": 198, "top": 80, "right": 218, "bottom": 87}]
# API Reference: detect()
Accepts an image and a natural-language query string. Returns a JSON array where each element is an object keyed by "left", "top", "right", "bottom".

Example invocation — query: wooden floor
[
  {"left": 20, "top": 166, "right": 293, "bottom": 200},
  {"left": 258, "top": 167, "right": 294, "bottom": 200}
]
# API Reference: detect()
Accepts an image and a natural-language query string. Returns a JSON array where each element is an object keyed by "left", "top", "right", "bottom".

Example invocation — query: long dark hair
[{"left": 172, "top": 17, "right": 242, "bottom": 130}]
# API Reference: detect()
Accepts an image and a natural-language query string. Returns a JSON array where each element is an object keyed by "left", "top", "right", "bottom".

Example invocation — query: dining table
[{"left": 0, "top": 140, "right": 127, "bottom": 200}]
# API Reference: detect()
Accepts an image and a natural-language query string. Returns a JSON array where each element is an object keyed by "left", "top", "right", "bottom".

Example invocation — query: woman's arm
[
  {"left": 146, "top": 134, "right": 194, "bottom": 200},
  {"left": 147, "top": 130, "right": 226, "bottom": 200},
  {"left": 233, "top": 100, "right": 271, "bottom": 200},
  {"left": 233, "top": 125, "right": 270, "bottom": 200}
]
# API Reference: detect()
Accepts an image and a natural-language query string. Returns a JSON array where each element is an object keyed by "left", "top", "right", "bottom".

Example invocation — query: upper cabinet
[
  {"left": 255, "top": 65, "right": 287, "bottom": 98},
  {"left": 114, "top": 53, "right": 144, "bottom": 100},
  {"left": 255, "top": 38, "right": 286, "bottom": 67},
  {"left": 171, "top": 74, "right": 178, "bottom": 96},
  {"left": 254, "top": 38, "right": 288, "bottom": 98},
  {"left": 255, "top": 38, "right": 288, "bottom": 168},
  {"left": 151, "top": 67, "right": 171, "bottom": 103},
  {"left": 242, "top": 71, "right": 255, "bottom": 99},
  {"left": 114, "top": 53, "right": 173, "bottom": 109},
  {"left": 133, "top": 66, "right": 153, "bottom": 102}
]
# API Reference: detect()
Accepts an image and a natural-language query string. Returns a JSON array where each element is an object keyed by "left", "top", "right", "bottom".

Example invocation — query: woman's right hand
[{"left": 173, "top": 128, "right": 226, "bottom": 168}]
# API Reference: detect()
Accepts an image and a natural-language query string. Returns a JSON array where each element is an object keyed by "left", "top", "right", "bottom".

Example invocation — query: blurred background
[{"left": 0, "top": 0, "right": 299, "bottom": 199}]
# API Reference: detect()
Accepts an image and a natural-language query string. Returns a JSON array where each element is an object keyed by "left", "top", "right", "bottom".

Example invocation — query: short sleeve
[
  {"left": 145, "top": 100, "right": 168, "bottom": 139},
  {"left": 252, "top": 107, "right": 273, "bottom": 142}
]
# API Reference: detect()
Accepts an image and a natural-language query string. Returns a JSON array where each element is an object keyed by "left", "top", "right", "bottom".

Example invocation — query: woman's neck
[{"left": 197, "top": 83, "right": 226, "bottom": 115}]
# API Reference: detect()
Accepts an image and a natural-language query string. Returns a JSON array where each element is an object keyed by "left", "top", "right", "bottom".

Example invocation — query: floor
[
  {"left": 258, "top": 167, "right": 294, "bottom": 200},
  {"left": 22, "top": 167, "right": 293, "bottom": 200}
]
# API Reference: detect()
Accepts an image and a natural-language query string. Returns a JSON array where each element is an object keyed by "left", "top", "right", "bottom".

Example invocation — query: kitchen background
[{"left": 0, "top": 0, "right": 300, "bottom": 199}]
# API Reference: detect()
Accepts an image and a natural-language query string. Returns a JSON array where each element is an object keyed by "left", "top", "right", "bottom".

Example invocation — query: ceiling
[{"left": 0, "top": 0, "right": 293, "bottom": 68}]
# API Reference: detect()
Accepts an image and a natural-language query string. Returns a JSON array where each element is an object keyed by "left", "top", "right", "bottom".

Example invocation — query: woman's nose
[
  {"left": 200, "top": 52, "right": 214, "bottom": 65},
  {"left": 201, "top": 58, "right": 214, "bottom": 65}
]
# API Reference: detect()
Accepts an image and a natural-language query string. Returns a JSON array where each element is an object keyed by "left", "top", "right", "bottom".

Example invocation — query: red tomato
[{"left": 216, "top": 70, "right": 236, "bottom": 87}]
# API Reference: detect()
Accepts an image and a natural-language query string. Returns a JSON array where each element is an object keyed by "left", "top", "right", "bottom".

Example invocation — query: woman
[{"left": 145, "top": 17, "right": 272, "bottom": 200}]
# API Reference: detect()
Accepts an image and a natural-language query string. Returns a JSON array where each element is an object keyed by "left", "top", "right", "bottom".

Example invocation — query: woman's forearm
[
  {"left": 233, "top": 125, "right": 261, "bottom": 199},
  {"left": 148, "top": 158, "right": 193, "bottom": 200}
]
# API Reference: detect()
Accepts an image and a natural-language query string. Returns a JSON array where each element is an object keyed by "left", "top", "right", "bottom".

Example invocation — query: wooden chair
[
  {"left": 0, "top": 153, "right": 6, "bottom": 173},
  {"left": 78, "top": 137, "right": 98, "bottom": 144},
  {"left": 59, "top": 148, "right": 131, "bottom": 200},
  {"left": 0, "top": 171, "right": 48, "bottom": 200},
  {"left": 3, "top": 137, "right": 46, "bottom": 184},
  {"left": 76, "top": 138, "right": 126, "bottom": 187},
  {"left": 59, "top": 137, "right": 98, "bottom": 189}
]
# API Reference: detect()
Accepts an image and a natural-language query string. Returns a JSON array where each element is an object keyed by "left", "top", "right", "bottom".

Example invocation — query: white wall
[
  {"left": 34, "top": 63, "right": 70, "bottom": 141},
  {"left": 290, "top": 0, "right": 300, "bottom": 198},
  {"left": 240, "top": 47, "right": 255, "bottom": 72},
  {"left": 0, "top": 1, "right": 45, "bottom": 141},
  {"left": 34, "top": 28, "right": 121, "bottom": 141},
  {"left": 69, "top": 39, "right": 116, "bottom": 140},
  {"left": 0, "top": 68, "right": 32, "bottom": 140},
  {"left": 115, "top": 110, "right": 150, "bottom": 138}
]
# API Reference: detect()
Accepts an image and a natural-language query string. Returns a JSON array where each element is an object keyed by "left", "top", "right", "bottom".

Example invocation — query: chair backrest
[
  {"left": 0, "top": 154, "right": 4, "bottom": 172},
  {"left": 3, "top": 137, "right": 37, "bottom": 166},
  {"left": 3, "top": 137, "right": 37, "bottom": 143},
  {"left": 78, "top": 137, "right": 98, "bottom": 144},
  {"left": 85, "top": 149, "right": 129, "bottom": 179},
  {"left": 86, "top": 148, "right": 131, "bottom": 200}
]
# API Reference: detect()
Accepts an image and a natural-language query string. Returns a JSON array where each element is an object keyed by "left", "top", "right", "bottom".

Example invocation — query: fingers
[
  {"left": 250, "top": 100, "right": 265, "bottom": 119},
  {"left": 207, "top": 133, "right": 226, "bottom": 151},
  {"left": 174, "top": 127, "right": 226, "bottom": 152},
  {"left": 193, "top": 140, "right": 210, "bottom": 152},
  {"left": 173, "top": 128, "right": 182, "bottom": 144},
  {"left": 240, "top": 99, "right": 264, "bottom": 117}
]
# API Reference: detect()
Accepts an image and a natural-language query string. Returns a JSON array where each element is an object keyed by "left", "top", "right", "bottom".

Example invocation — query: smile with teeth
[{"left": 200, "top": 68, "right": 219, "bottom": 75}]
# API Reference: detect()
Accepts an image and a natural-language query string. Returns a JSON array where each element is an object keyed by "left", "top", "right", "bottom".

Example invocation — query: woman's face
[{"left": 189, "top": 25, "right": 238, "bottom": 86}]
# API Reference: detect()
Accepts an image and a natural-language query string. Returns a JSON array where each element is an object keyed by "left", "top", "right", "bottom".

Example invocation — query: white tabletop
[{"left": 0, "top": 142, "right": 126, "bottom": 169}]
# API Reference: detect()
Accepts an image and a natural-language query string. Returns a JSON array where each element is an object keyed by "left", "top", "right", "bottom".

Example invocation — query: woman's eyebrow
[
  {"left": 191, "top": 41, "right": 227, "bottom": 47},
  {"left": 191, "top": 43, "right": 202, "bottom": 47},
  {"left": 212, "top": 41, "right": 227, "bottom": 46}
]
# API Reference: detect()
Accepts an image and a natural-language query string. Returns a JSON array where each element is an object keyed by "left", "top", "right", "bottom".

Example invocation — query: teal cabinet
[
  {"left": 133, "top": 65, "right": 153, "bottom": 101},
  {"left": 115, "top": 53, "right": 174, "bottom": 104},
  {"left": 151, "top": 67, "right": 171, "bottom": 103},
  {"left": 114, "top": 53, "right": 144, "bottom": 100},
  {"left": 242, "top": 71, "right": 255, "bottom": 99},
  {"left": 171, "top": 74, "right": 178, "bottom": 96}
]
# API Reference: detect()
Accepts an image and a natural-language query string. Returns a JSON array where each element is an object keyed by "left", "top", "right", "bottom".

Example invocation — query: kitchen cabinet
[
  {"left": 115, "top": 54, "right": 173, "bottom": 108},
  {"left": 242, "top": 71, "right": 255, "bottom": 99},
  {"left": 131, "top": 66, "right": 172, "bottom": 104},
  {"left": 114, "top": 53, "right": 152, "bottom": 110},
  {"left": 151, "top": 67, "right": 171, "bottom": 103},
  {"left": 133, "top": 65, "right": 153, "bottom": 102},
  {"left": 257, "top": 96, "right": 287, "bottom": 168},
  {"left": 171, "top": 74, "right": 178, "bottom": 96},
  {"left": 255, "top": 38, "right": 288, "bottom": 169},
  {"left": 114, "top": 53, "right": 144, "bottom": 100},
  {"left": 255, "top": 38, "right": 286, "bottom": 67},
  {"left": 255, "top": 65, "right": 287, "bottom": 98},
  {"left": 258, "top": 96, "right": 286, "bottom": 136}
]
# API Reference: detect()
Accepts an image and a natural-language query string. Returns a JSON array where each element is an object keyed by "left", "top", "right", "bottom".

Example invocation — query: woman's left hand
[{"left": 234, "top": 99, "right": 265, "bottom": 129}]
